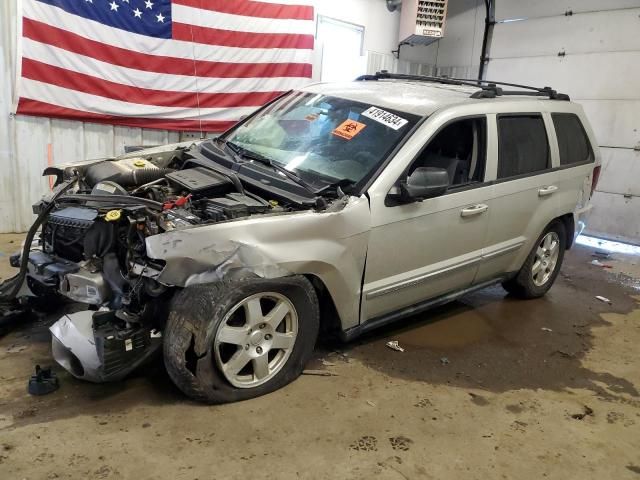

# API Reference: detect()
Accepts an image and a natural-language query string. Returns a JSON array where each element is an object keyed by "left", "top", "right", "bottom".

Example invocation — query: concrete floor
[{"left": 1, "top": 234, "right": 640, "bottom": 479}]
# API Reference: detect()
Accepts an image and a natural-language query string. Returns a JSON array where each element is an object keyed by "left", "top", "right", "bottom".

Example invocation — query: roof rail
[{"left": 355, "top": 71, "right": 570, "bottom": 101}]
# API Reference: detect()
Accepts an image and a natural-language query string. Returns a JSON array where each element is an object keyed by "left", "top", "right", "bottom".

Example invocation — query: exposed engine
[
  {"left": 18, "top": 144, "right": 300, "bottom": 382},
  {"left": 37, "top": 152, "right": 281, "bottom": 305}
]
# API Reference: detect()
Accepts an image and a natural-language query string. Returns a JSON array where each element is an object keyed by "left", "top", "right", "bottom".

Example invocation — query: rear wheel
[
  {"left": 502, "top": 221, "right": 566, "bottom": 299},
  {"left": 164, "top": 276, "right": 319, "bottom": 404}
]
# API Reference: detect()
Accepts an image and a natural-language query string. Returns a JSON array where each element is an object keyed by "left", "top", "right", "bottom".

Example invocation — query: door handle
[
  {"left": 538, "top": 185, "right": 558, "bottom": 197},
  {"left": 460, "top": 204, "right": 489, "bottom": 217}
]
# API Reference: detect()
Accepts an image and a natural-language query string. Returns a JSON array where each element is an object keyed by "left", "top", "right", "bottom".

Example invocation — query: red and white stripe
[{"left": 17, "top": 0, "right": 315, "bottom": 132}]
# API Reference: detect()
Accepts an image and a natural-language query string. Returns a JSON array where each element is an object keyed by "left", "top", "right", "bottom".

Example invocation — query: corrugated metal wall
[{"left": 0, "top": 0, "right": 20, "bottom": 233}]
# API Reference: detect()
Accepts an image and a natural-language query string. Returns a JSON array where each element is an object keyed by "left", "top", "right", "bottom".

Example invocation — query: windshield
[{"left": 223, "top": 91, "right": 420, "bottom": 189}]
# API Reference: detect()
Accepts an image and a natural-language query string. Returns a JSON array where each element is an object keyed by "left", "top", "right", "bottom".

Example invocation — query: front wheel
[
  {"left": 502, "top": 221, "right": 566, "bottom": 299},
  {"left": 163, "top": 276, "right": 319, "bottom": 404}
]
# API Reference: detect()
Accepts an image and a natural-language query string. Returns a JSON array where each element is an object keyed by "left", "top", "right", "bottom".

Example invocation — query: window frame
[
  {"left": 316, "top": 16, "right": 365, "bottom": 56},
  {"left": 551, "top": 112, "right": 595, "bottom": 167},
  {"left": 495, "top": 112, "right": 553, "bottom": 182},
  {"left": 387, "top": 114, "right": 491, "bottom": 203}
]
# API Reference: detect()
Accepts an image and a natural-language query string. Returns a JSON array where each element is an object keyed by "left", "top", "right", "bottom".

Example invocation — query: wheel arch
[
  {"left": 302, "top": 274, "right": 344, "bottom": 338},
  {"left": 557, "top": 212, "right": 575, "bottom": 249}
]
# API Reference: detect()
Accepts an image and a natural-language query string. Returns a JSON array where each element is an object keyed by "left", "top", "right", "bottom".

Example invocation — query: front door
[{"left": 362, "top": 116, "right": 493, "bottom": 321}]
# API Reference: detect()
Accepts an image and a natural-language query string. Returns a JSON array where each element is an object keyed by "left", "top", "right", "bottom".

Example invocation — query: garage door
[{"left": 485, "top": 0, "right": 640, "bottom": 244}]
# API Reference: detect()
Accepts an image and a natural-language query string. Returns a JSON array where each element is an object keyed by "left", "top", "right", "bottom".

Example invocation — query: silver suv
[{"left": 2, "top": 73, "right": 600, "bottom": 403}]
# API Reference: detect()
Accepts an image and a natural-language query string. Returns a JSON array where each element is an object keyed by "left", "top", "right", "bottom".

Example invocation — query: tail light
[{"left": 590, "top": 165, "right": 601, "bottom": 198}]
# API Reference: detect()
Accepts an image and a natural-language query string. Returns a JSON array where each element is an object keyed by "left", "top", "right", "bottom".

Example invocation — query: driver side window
[{"left": 411, "top": 116, "right": 488, "bottom": 189}]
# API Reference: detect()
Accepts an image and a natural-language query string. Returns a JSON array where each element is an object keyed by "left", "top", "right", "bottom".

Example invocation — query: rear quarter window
[
  {"left": 497, "top": 114, "right": 550, "bottom": 179},
  {"left": 552, "top": 113, "right": 593, "bottom": 166}
]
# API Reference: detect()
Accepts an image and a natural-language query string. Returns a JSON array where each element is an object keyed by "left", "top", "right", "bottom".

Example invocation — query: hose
[
  {"left": 86, "top": 167, "right": 174, "bottom": 188},
  {"left": 130, "top": 168, "right": 174, "bottom": 187},
  {"left": 0, "top": 174, "right": 89, "bottom": 300},
  {"left": 0, "top": 195, "right": 61, "bottom": 300},
  {"left": 129, "top": 178, "right": 167, "bottom": 195}
]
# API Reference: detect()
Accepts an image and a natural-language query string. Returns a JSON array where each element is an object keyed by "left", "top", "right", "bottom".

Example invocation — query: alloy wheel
[
  {"left": 214, "top": 292, "right": 299, "bottom": 388},
  {"left": 532, "top": 232, "right": 560, "bottom": 287}
]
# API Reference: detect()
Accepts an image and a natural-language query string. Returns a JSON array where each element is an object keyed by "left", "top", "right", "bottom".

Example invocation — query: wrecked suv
[{"left": 1, "top": 73, "right": 600, "bottom": 403}]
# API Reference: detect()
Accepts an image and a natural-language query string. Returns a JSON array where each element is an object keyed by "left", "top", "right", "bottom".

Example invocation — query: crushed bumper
[{"left": 50, "top": 310, "right": 162, "bottom": 383}]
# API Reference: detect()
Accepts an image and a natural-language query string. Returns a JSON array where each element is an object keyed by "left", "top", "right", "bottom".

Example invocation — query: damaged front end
[{"left": 2, "top": 141, "right": 341, "bottom": 382}]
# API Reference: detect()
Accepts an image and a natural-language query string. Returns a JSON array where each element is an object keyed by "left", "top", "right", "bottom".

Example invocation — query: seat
[{"left": 421, "top": 153, "right": 459, "bottom": 184}]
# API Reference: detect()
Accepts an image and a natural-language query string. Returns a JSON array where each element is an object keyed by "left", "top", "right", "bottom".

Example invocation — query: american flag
[{"left": 16, "top": 0, "right": 315, "bottom": 132}]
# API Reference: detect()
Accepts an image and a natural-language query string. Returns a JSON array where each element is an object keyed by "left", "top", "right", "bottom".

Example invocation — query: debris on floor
[
  {"left": 570, "top": 405, "right": 594, "bottom": 420},
  {"left": 385, "top": 340, "right": 405, "bottom": 352},
  {"left": 302, "top": 369, "right": 339, "bottom": 377},
  {"left": 541, "top": 327, "right": 553, "bottom": 332},
  {"left": 440, "top": 357, "right": 450, "bottom": 366},
  {"left": 591, "top": 259, "right": 613, "bottom": 268},
  {"left": 592, "top": 250, "right": 611, "bottom": 259},
  {"left": 595, "top": 295, "right": 612, "bottom": 304},
  {"left": 27, "top": 365, "right": 59, "bottom": 396}
]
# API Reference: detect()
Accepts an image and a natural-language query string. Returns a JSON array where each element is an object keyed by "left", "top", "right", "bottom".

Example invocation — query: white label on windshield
[{"left": 361, "top": 107, "right": 408, "bottom": 130}]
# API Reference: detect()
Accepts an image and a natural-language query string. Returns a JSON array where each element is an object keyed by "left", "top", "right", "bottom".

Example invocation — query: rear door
[
  {"left": 549, "top": 112, "right": 599, "bottom": 235},
  {"left": 475, "top": 112, "right": 561, "bottom": 282}
]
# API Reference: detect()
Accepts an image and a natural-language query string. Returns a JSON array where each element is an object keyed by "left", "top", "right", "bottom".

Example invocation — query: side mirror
[{"left": 399, "top": 167, "right": 449, "bottom": 202}]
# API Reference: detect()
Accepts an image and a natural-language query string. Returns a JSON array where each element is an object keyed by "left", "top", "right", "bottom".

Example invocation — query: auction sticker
[
  {"left": 361, "top": 107, "right": 408, "bottom": 130},
  {"left": 332, "top": 119, "right": 367, "bottom": 140}
]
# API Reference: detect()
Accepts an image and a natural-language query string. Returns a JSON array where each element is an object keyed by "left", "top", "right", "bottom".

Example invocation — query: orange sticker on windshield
[{"left": 332, "top": 119, "right": 366, "bottom": 140}]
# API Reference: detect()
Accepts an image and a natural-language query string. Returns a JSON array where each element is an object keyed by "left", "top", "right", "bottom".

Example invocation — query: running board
[{"left": 340, "top": 277, "right": 509, "bottom": 342}]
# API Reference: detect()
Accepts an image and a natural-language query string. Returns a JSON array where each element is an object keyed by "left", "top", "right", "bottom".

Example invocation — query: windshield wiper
[
  {"left": 226, "top": 142, "right": 317, "bottom": 195},
  {"left": 215, "top": 136, "right": 242, "bottom": 164},
  {"left": 313, "top": 178, "right": 355, "bottom": 196}
]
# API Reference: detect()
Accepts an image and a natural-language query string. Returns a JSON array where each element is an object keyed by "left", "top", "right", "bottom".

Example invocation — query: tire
[
  {"left": 163, "top": 276, "right": 319, "bottom": 404},
  {"left": 502, "top": 220, "right": 566, "bottom": 299}
]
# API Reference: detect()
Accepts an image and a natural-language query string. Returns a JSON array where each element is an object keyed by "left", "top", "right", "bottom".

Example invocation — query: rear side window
[
  {"left": 552, "top": 113, "right": 593, "bottom": 165},
  {"left": 497, "top": 114, "right": 550, "bottom": 179}
]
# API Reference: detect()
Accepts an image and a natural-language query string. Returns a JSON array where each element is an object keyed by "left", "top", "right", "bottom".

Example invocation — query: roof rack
[{"left": 355, "top": 71, "right": 570, "bottom": 101}]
